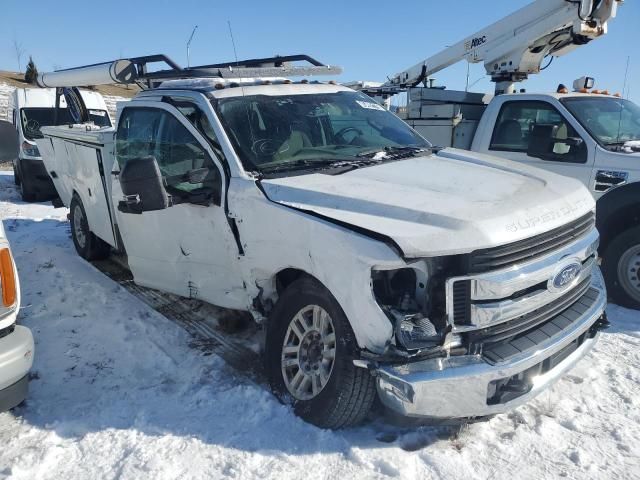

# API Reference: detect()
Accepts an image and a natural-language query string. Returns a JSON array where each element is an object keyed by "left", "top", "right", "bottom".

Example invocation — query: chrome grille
[
  {"left": 446, "top": 219, "right": 601, "bottom": 365},
  {"left": 467, "top": 277, "right": 590, "bottom": 347}
]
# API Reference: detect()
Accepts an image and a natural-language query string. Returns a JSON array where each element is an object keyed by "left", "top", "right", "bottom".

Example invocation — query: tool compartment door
[{"left": 38, "top": 128, "right": 117, "bottom": 247}]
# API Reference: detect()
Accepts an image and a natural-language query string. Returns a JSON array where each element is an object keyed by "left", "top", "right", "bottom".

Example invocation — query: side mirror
[
  {"left": 0, "top": 120, "right": 19, "bottom": 163},
  {"left": 118, "top": 156, "right": 169, "bottom": 214},
  {"left": 527, "top": 124, "right": 556, "bottom": 160}
]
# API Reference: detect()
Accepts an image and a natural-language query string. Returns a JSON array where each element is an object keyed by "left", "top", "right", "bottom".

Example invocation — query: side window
[
  {"left": 116, "top": 107, "right": 222, "bottom": 205},
  {"left": 116, "top": 108, "right": 163, "bottom": 168},
  {"left": 155, "top": 112, "right": 222, "bottom": 204},
  {"left": 490, "top": 101, "right": 587, "bottom": 163},
  {"left": 171, "top": 99, "right": 227, "bottom": 167}
]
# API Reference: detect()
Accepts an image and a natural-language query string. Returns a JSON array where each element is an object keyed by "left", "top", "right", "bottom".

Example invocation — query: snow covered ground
[{"left": 0, "top": 170, "right": 638, "bottom": 480}]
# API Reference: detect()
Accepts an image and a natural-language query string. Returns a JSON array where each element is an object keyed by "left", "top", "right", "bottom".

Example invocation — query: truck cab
[
  {"left": 470, "top": 91, "right": 640, "bottom": 308},
  {"left": 7, "top": 88, "right": 112, "bottom": 202}
]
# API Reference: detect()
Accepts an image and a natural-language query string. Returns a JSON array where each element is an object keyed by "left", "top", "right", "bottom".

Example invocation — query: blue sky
[{"left": 0, "top": 0, "right": 637, "bottom": 101}]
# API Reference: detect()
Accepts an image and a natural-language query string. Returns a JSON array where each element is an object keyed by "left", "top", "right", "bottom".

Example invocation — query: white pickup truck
[
  {"left": 404, "top": 84, "right": 640, "bottom": 310},
  {"left": 35, "top": 57, "right": 608, "bottom": 428}
]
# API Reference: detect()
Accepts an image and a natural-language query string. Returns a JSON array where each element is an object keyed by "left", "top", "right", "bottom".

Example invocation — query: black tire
[
  {"left": 69, "top": 195, "right": 111, "bottom": 261},
  {"left": 17, "top": 163, "right": 36, "bottom": 202},
  {"left": 265, "top": 277, "right": 376, "bottom": 429},
  {"left": 13, "top": 162, "right": 19, "bottom": 186},
  {"left": 602, "top": 226, "right": 640, "bottom": 310}
]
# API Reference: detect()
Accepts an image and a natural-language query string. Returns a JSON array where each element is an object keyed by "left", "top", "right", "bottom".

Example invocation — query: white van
[{"left": 7, "top": 88, "right": 112, "bottom": 201}]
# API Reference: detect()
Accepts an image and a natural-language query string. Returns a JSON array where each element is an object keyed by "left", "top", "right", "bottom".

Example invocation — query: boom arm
[{"left": 385, "top": 0, "right": 621, "bottom": 94}]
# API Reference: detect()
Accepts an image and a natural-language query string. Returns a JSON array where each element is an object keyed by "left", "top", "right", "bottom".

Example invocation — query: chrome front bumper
[{"left": 375, "top": 272, "right": 606, "bottom": 419}]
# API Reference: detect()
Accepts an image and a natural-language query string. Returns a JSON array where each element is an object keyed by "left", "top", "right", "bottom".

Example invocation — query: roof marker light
[{"left": 573, "top": 76, "right": 595, "bottom": 92}]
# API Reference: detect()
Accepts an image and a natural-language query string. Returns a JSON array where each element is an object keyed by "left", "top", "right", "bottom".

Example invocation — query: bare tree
[{"left": 13, "top": 37, "right": 25, "bottom": 73}]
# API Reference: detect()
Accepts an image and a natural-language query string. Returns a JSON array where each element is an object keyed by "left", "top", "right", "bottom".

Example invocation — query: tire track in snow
[{"left": 92, "top": 256, "right": 264, "bottom": 379}]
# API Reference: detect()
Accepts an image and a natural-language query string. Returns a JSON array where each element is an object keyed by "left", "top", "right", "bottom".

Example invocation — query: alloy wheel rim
[
  {"left": 73, "top": 205, "right": 87, "bottom": 248},
  {"left": 281, "top": 305, "right": 336, "bottom": 401},
  {"left": 618, "top": 244, "right": 640, "bottom": 302}
]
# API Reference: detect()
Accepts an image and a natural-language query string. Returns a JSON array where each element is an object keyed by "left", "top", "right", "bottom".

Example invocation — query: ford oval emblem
[{"left": 549, "top": 261, "right": 582, "bottom": 293}]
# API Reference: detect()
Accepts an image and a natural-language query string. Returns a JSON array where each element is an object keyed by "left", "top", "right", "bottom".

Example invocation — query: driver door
[
  {"left": 487, "top": 100, "right": 594, "bottom": 186},
  {"left": 111, "top": 101, "right": 247, "bottom": 310}
]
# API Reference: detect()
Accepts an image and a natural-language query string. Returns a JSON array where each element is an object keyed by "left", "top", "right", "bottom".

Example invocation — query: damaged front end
[
  {"left": 363, "top": 217, "right": 607, "bottom": 420},
  {"left": 370, "top": 258, "right": 463, "bottom": 362}
]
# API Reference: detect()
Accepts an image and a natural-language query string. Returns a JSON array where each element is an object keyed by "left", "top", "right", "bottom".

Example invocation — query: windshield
[
  {"left": 20, "top": 107, "right": 112, "bottom": 140},
  {"left": 213, "top": 90, "right": 430, "bottom": 174},
  {"left": 562, "top": 97, "right": 640, "bottom": 148}
]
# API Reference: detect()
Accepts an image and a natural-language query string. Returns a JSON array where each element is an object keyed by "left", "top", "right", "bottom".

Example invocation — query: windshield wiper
[
  {"left": 259, "top": 157, "right": 356, "bottom": 175},
  {"left": 356, "top": 145, "right": 428, "bottom": 158}
]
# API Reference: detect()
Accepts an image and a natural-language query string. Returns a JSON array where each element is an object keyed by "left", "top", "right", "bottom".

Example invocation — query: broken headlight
[{"left": 372, "top": 259, "right": 452, "bottom": 352}]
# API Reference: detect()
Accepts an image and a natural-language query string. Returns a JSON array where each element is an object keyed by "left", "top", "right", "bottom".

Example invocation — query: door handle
[{"left": 594, "top": 170, "right": 628, "bottom": 193}]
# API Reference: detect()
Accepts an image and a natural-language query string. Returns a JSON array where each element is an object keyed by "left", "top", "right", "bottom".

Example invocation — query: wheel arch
[
  {"left": 596, "top": 183, "right": 640, "bottom": 252},
  {"left": 275, "top": 267, "right": 320, "bottom": 294}
]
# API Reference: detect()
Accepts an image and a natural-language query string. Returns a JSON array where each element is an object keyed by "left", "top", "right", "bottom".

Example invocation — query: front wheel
[
  {"left": 602, "top": 226, "right": 640, "bottom": 310},
  {"left": 265, "top": 277, "right": 376, "bottom": 429},
  {"left": 17, "top": 163, "right": 36, "bottom": 202},
  {"left": 70, "top": 195, "right": 111, "bottom": 261}
]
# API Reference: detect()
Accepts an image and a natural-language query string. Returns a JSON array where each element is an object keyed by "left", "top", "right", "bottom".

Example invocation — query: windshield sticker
[
  {"left": 89, "top": 110, "right": 106, "bottom": 116},
  {"left": 355, "top": 100, "right": 385, "bottom": 111}
]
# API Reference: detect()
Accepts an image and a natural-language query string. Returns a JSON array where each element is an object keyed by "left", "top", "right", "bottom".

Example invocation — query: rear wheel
[
  {"left": 265, "top": 277, "right": 376, "bottom": 429},
  {"left": 70, "top": 195, "right": 111, "bottom": 261},
  {"left": 602, "top": 226, "right": 640, "bottom": 310}
]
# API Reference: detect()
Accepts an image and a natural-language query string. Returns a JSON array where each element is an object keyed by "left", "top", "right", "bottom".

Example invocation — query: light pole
[{"left": 187, "top": 25, "right": 198, "bottom": 68}]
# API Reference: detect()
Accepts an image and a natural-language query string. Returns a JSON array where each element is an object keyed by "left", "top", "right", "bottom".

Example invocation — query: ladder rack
[{"left": 37, "top": 54, "right": 342, "bottom": 90}]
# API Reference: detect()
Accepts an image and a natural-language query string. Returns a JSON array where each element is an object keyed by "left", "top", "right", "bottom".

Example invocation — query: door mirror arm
[{"left": 557, "top": 136, "right": 583, "bottom": 147}]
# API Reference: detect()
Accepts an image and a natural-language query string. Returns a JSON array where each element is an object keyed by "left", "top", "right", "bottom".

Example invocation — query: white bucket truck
[
  {"left": 353, "top": 0, "right": 640, "bottom": 309},
  {"left": 34, "top": 55, "right": 608, "bottom": 428}
]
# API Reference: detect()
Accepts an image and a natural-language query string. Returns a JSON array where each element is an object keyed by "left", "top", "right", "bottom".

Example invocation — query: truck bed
[{"left": 36, "top": 125, "right": 118, "bottom": 248}]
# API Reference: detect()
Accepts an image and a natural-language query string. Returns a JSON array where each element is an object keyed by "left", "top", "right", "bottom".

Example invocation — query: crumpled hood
[{"left": 260, "top": 148, "right": 595, "bottom": 257}]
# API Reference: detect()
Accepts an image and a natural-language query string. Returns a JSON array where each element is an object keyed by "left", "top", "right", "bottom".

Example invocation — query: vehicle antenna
[
  {"left": 615, "top": 56, "right": 630, "bottom": 144},
  {"left": 187, "top": 25, "right": 198, "bottom": 68},
  {"left": 228, "top": 20, "right": 239, "bottom": 66}
]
